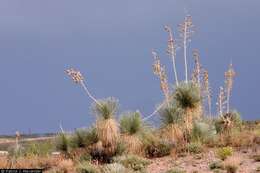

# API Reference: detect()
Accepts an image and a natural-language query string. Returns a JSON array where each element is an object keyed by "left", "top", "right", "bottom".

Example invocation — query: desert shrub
[
  {"left": 191, "top": 121, "right": 216, "bottom": 143},
  {"left": 92, "top": 97, "right": 119, "bottom": 157},
  {"left": 71, "top": 127, "right": 98, "bottom": 149},
  {"left": 165, "top": 168, "right": 186, "bottom": 173},
  {"left": 114, "top": 141, "right": 126, "bottom": 156},
  {"left": 23, "top": 140, "right": 54, "bottom": 156},
  {"left": 120, "top": 111, "right": 143, "bottom": 135},
  {"left": 55, "top": 133, "right": 70, "bottom": 153},
  {"left": 120, "top": 111, "right": 144, "bottom": 154},
  {"left": 101, "top": 163, "right": 129, "bottom": 173},
  {"left": 209, "top": 161, "right": 224, "bottom": 170},
  {"left": 142, "top": 132, "right": 171, "bottom": 158},
  {"left": 215, "top": 111, "right": 242, "bottom": 134},
  {"left": 116, "top": 155, "right": 150, "bottom": 172},
  {"left": 76, "top": 161, "right": 100, "bottom": 173},
  {"left": 216, "top": 147, "right": 233, "bottom": 160},
  {"left": 79, "top": 153, "right": 92, "bottom": 162},
  {"left": 223, "top": 156, "right": 241, "bottom": 173},
  {"left": 186, "top": 142, "right": 203, "bottom": 154}
]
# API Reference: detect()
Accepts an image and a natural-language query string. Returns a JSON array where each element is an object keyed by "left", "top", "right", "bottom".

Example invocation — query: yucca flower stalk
[
  {"left": 165, "top": 25, "right": 179, "bottom": 86},
  {"left": 179, "top": 15, "right": 194, "bottom": 83},
  {"left": 66, "top": 68, "right": 101, "bottom": 107},
  {"left": 202, "top": 70, "right": 212, "bottom": 118},
  {"left": 224, "top": 63, "right": 235, "bottom": 113},
  {"left": 191, "top": 49, "right": 202, "bottom": 88},
  {"left": 152, "top": 50, "right": 170, "bottom": 103},
  {"left": 216, "top": 86, "right": 226, "bottom": 117}
]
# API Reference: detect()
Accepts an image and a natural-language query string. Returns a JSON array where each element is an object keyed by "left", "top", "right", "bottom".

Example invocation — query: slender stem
[
  {"left": 172, "top": 57, "right": 179, "bottom": 86},
  {"left": 80, "top": 81, "right": 101, "bottom": 106},
  {"left": 184, "top": 22, "right": 188, "bottom": 83},
  {"left": 143, "top": 102, "right": 165, "bottom": 121},
  {"left": 226, "top": 89, "right": 230, "bottom": 113}
]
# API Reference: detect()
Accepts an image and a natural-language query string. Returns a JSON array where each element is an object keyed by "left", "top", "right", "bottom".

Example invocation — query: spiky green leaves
[
  {"left": 174, "top": 82, "right": 201, "bottom": 110},
  {"left": 120, "top": 111, "right": 143, "bottom": 135},
  {"left": 92, "top": 97, "right": 119, "bottom": 120},
  {"left": 159, "top": 104, "right": 183, "bottom": 126}
]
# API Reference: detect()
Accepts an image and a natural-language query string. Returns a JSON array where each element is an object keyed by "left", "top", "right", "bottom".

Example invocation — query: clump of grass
[
  {"left": 92, "top": 97, "right": 119, "bottom": 156},
  {"left": 191, "top": 121, "right": 216, "bottom": 143},
  {"left": 23, "top": 140, "right": 54, "bottom": 156},
  {"left": 120, "top": 111, "right": 144, "bottom": 154},
  {"left": 70, "top": 127, "right": 98, "bottom": 149},
  {"left": 55, "top": 133, "right": 70, "bottom": 153},
  {"left": 223, "top": 156, "right": 241, "bottom": 173},
  {"left": 216, "top": 147, "right": 233, "bottom": 160},
  {"left": 116, "top": 155, "right": 150, "bottom": 172},
  {"left": 165, "top": 168, "right": 186, "bottom": 173},
  {"left": 142, "top": 132, "right": 171, "bottom": 158},
  {"left": 186, "top": 142, "right": 203, "bottom": 154}
]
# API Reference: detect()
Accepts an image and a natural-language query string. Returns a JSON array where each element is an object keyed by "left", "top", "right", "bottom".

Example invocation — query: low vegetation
[{"left": 0, "top": 15, "right": 258, "bottom": 173}]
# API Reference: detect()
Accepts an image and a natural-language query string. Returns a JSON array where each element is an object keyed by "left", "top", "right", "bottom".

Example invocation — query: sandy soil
[{"left": 147, "top": 148, "right": 260, "bottom": 173}]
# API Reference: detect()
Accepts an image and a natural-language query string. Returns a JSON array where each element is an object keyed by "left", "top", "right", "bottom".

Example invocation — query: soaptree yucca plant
[
  {"left": 120, "top": 111, "right": 144, "bottom": 154},
  {"left": 92, "top": 97, "right": 119, "bottom": 156},
  {"left": 174, "top": 81, "right": 202, "bottom": 132},
  {"left": 159, "top": 103, "right": 185, "bottom": 145}
]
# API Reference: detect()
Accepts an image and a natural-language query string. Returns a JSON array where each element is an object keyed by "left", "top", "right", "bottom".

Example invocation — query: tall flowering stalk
[
  {"left": 152, "top": 51, "right": 170, "bottom": 103},
  {"left": 202, "top": 70, "right": 212, "bottom": 118},
  {"left": 165, "top": 25, "right": 179, "bottom": 86},
  {"left": 216, "top": 86, "right": 226, "bottom": 117},
  {"left": 179, "top": 15, "right": 194, "bottom": 83},
  {"left": 66, "top": 68, "right": 101, "bottom": 106},
  {"left": 224, "top": 63, "right": 235, "bottom": 113},
  {"left": 191, "top": 49, "right": 202, "bottom": 87},
  {"left": 143, "top": 51, "right": 170, "bottom": 122}
]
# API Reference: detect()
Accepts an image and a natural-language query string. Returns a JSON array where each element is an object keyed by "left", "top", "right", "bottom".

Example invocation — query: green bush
[
  {"left": 116, "top": 155, "right": 150, "bottom": 172},
  {"left": 55, "top": 133, "right": 70, "bottom": 153},
  {"left": 23, "top": 140, "right": 53, "bottom": 156},
  {"left": 216, "top": 147, "right": 233, "bottom": 160},
  {"left": 143, "top": 133, "right": 171, "bottom": 158},
  {"left": 76, "top": 161, "right": 99, "bottom": 173},
  {"left": 186, "top": 142, "right": 203, "bottom": 154},
  {"left": 165, "top": 168, "right": 186, "bottom": 173},
  {"left": 71, "top": 127, "right": 98, "bottom": 148},
  {"left": 120, "top": 111, "right": 143, "bottom": 135},
  {"left": 191, "top": 121, "right": 216, "bottom": 143}
]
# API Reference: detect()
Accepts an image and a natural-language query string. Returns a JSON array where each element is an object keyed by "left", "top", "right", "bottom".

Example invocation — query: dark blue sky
[{"left": 0, "top": 0, "right": 259, "bottom": 134}]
